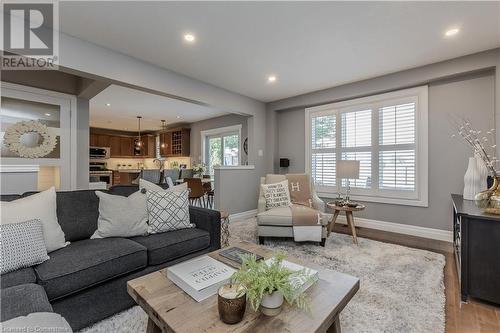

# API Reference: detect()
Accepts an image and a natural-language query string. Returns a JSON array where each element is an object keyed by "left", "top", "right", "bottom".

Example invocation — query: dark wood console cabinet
[{"left": 451, "top": 194, "right": 500, "bottom": 304}]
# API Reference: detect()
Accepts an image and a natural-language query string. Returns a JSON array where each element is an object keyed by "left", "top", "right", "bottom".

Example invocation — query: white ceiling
[
  {"left": 90, "top": 85, "right": 228, "bottom": 131},
  {"left": 61, "top": 2, "right": 500, "bottom": 102}
]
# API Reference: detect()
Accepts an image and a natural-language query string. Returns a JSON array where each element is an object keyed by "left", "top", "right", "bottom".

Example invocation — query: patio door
[{"left": 202, "top": 125, "right": 241, "bottom": 175}]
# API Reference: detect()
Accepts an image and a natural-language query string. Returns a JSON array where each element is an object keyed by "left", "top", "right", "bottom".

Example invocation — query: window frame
[
  {"left": 305, "top": 86, "right": 428, "bottom": 207},
  {"left": 201, "top": 124, "right": 242, "bottom": 174}
]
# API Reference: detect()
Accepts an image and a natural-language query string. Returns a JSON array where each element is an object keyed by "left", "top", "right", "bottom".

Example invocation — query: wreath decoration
[{"left": 4, "top": 120, "right": 57, "bottom": 158}]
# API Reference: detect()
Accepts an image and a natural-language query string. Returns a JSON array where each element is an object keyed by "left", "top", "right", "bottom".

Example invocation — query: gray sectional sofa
[{"left": 0, "top": 185, "right": 221, "bottom": 331}]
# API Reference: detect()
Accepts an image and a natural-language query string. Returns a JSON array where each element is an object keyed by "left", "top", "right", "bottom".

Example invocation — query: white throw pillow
[
  {"left": 139, "top": 178, "right": 187, "bottom": 192},
  {"left": 146, "top": 189, "right": 193, "bottom": 234},
  {"left": 261, "top": 180, "right": 291, "bottom": 210},
  {"left": 91, "top": 191, "right": 148, "bottom": 239},
  {"left": 0, "top": 219, "right": 49, "bottom": 274},
  {"left": 0, "top": 187, "right": 67, "bottom": 253}
]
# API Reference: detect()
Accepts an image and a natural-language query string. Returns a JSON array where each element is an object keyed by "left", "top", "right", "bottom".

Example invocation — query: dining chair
[
  {"left": 179, "top": 168, "right": 194, "bottom": 179},
  {"left": 184, "top": 177, "right": 206, "bottom": 207},
  {"left": 140, "top": 169, "right": 162, "bottom": 184},
  {"left": 202, "top": 175, "right": 214, "bottom": 208}
]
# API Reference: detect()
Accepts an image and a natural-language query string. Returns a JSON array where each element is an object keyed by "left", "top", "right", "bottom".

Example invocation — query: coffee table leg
[
  {"left": 345, "top": 211, "right": 358, "bottom": 245},
  {"left": 146, "top": 318, "right": 162, "bottom": 333},
  {"left": 327, "top": 314, "right": 341, "bottom": 333},
  {"left": 327, "top": 210, "right": 340, "bottom": 237}
]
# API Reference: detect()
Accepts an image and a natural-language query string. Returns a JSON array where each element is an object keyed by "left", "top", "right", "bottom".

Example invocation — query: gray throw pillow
[
  {"left": 146, "top": 189, "right": 193, "bottom": 234},
  {"left": 91, "top": 191, "right": 148, "bottom": 239},
  {"left": 0, "top": 219, "right": 49, "bottom": 274}
]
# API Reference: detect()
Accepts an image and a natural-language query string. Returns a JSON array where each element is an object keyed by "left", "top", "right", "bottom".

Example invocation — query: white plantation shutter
[
  {"left": 379, "top": 102, "right": 416, "bottom": 191},
  {"left": 311, "top": 114, "right": 336, "bottom": 187},
  {"left": 341, "top": 110, "right": 372, "bottom": 148},
  {"left": 306, "top": 86, "right": 428, "bottom": 206}
]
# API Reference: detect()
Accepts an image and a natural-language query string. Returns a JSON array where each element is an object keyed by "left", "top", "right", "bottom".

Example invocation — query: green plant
[{"left": 231, "top": 251, "right": 313, "bottom": 312}]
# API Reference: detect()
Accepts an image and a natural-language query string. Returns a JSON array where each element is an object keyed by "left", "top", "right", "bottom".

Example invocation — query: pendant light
[
  {"left": 160, "top": 120, "right": 167, "bottom": 148},
  {"left": 136, "top": 116, "right": 143, "bottom": 148}
]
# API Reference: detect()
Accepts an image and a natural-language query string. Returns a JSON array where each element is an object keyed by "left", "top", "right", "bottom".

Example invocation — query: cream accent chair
[{"left": 257, "top": 174, "right": 331, "bottom": 246}]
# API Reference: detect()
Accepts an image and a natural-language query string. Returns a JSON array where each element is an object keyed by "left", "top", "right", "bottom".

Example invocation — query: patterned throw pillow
[
  {"left": 146, "top": 189, "right": 193, "bottom": 234},
  {"left": 0, "top": 219, "right": 49, "bottom": 274},
  {"left": 261, "top": 180, "right": 291, "bottom": 210}
]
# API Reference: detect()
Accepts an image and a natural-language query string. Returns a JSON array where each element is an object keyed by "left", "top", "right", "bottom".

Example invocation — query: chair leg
[
  {"left": 320, "top": 238, "right": 326, "bottom": 247},
  {"left": 258, "top": 236, "right": 265, "bottom": 245}
]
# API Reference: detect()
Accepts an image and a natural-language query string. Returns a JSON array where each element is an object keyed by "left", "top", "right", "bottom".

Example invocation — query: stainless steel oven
[{"left": 89, "top": 147, "right": 110, "bottom": 159}]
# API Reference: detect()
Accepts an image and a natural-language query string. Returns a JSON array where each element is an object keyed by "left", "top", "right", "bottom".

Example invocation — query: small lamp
[{"left": 337, "top": 160, "right": 360, "bottom": 204}]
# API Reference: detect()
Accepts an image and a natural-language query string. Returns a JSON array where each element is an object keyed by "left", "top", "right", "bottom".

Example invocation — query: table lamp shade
[{"left": 337, "top": 160, "right": 360, "bottom": 179}]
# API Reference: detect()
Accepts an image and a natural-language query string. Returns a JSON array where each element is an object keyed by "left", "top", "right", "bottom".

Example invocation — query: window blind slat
[
  {"left": 312, "top": 152, "right": 336, "bottom": 187},
  {"left": 341, "top": 151, "right": 371, "bottom": 189}
]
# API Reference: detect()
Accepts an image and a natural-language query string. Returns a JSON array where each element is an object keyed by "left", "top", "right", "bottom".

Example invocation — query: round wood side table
[{"left": 326, "top": 203, "right": 366, "bottom": 245}]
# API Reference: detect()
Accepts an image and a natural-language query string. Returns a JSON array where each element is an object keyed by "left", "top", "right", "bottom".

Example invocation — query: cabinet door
[
  {"left": 181, "top": 128, "right": 191, "bottom": 156},
  {"left": 146, "top": 135, "right": 156, "bottom": 157},
  {"left": 90, "top": 133, "right": 98, "bottom": 147},
  {"left": 160, "top": 133, "right": 172, "bottom": 157},
  {"left": 120, "top": 137, "right": 133, "bottom": 156},
  {"left": 109, "top": 136, "right": 121, "bottom": 157},
  {"left": 97, "top": 134, "right": 110, "bottom": 148}
]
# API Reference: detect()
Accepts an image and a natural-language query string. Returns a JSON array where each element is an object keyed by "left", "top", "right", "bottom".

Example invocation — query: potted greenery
[
  {"left": 231, "top": 251, "right": 313, "bottom": 316},
  {"left": 192, "top": 163, "right": 206, "bottom": 177}
]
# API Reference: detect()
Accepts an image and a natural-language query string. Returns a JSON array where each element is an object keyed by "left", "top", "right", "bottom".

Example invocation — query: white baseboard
[
  {"left": 335, "top": 215, "right": 453, "bottom": 243},
  {"left": 229, "top": 209, "right": 258, "bottom": 223}
]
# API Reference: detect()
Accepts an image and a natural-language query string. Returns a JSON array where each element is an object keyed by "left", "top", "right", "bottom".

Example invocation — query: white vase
[
  {"left": 260, "top": 291, "right": 283, "bottom": 316},
  {"left": 464, "top": 156, "right": 482, "bottom": 200},
  {"left": 475, "top": 156, "right": 488, "bottom": 194}
]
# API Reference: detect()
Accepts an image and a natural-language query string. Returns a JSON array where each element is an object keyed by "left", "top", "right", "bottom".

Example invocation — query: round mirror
[{"left": 19, "top": 132, "right": 44, "bottom": 148}]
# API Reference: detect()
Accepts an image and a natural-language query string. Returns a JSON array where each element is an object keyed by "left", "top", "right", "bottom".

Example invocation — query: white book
[
  {"left": 166, "top": 256, "right": 236, "bottom": 302},
  {"left": 265, "top": 259, "right": 319, "bottom": 294}
]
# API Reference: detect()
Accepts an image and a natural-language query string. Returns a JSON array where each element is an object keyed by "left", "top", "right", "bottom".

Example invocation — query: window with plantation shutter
[{"left": 305, "top": 86, "right": 428, "bottom": 207}]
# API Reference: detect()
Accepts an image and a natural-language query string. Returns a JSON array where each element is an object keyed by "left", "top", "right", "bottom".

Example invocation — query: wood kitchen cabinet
[
  {"left": 90, "top": 133, "right": 98, "bottom": 147},
  {"left": 97, "top": 135, "right": 110, "bottom": 148},
  {"left": 159, "top": 128, "right": 190, "bottom": 157},
  {"left": 109, "top": 136, "right": 121, "bottom": 157},
  {"left": 120, "top": 137, "right": 134, "bottom": 157}
]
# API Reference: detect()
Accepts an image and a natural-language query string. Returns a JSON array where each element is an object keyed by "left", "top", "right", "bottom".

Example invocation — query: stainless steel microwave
[{"left": 89, "top": 147, "right": 110, "bottom": 159}]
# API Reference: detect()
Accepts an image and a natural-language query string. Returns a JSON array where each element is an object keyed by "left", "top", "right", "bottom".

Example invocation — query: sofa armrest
[
  {"left": 312, "top": 192, "right": 325, "bottom": 212},
  {"left": 189, "top": 206, "right": 221, "bottom": 251}
]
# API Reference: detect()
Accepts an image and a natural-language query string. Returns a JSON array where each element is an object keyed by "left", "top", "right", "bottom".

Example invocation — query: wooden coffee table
[{"left": 127, "top": 241, "right": 359, "bottom": 333}]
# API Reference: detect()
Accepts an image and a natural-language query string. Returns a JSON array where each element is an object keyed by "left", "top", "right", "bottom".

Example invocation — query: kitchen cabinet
[
  {"left": 159, "top": 128, "right": 190, "bottom": 157},
  {"left": 90, "top": 133, "right": 98, "bottom": 147},
  {"left": 120, "top": 137, "right": 134, "bottom": 157},
  {"left": 109, "top": 136, "right": 121, "bottom": 157},
  {"left": 97, "top": 134, "right": 110, "bottom": 148}
]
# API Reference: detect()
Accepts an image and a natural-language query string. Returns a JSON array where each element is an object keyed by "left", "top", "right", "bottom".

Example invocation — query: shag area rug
[{"left": 80, "top": 218, "right": 445, "bottom": 333}]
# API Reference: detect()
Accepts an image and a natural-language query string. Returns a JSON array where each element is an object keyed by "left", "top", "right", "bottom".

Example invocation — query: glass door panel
[
  {"left": 207, "top": 136, "right": 222, "bottom": 175},
  {"left": 223, "top": 134, "right": 239, "bottom": 166}
]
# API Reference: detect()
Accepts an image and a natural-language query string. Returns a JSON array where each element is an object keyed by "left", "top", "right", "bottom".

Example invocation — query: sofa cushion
[
  {"left": 131, "top": 228, "right": 210, "bottom": 265},
  {"left": 1, "top": 283, "right": 53, "bottom": 322},
  {"left": 1, "top": 267, "right": 36, "bottom": 289},
  {"left": 257, "top": 207, "right": 332, "bottom": 226},
  {"left": 22, "top": 190, "right": 106, "bottom": 242},
  {"left": 35, "top": 238, "right": 147, "bottom": 300}
]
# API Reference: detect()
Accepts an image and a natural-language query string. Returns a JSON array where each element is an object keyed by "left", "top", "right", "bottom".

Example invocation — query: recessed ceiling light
[
  {"left": 44, "top": 113, "right": 51, "bottom": 116},
  {"left": 105, "top": 103, "right": 111, "bottom": 107},
  {"left": 267, "top": 75, "right": 277, "bottom": 83},
  {"left": 445, "top": 28, "right": 460, "bottom": 37},
  {"left": 184, "top": 33, "right": 195, "bottom": 42},
  {"left": 176, "top": 116, "right": 181, "bottom": 119}
]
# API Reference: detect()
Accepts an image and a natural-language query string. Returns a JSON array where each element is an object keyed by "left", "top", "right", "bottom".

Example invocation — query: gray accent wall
[
  {"left": 214, "top": 167, "right": 258, "bottom": 214},
  {"left": 190, "top": 113, "right": 249, "bottom": 165},
  {"left": 273, "top": 72, "right": 495, "bottom": 231}
]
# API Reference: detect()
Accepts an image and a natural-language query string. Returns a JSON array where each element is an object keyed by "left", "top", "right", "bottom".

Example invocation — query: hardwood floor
[{"left": 331, "top": 224, "right": 500, "bottom": 333}]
